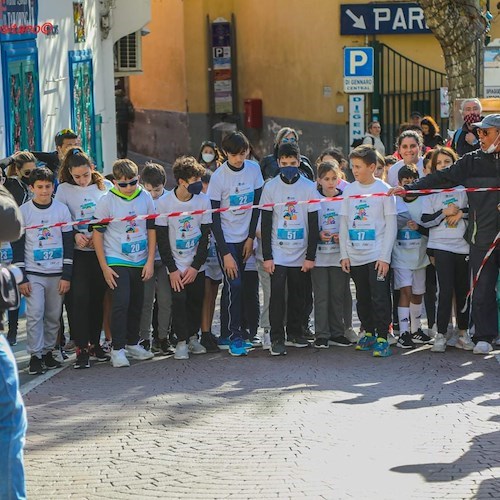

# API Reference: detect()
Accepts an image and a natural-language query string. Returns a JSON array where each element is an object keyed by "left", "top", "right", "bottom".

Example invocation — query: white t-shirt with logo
[
  {"left": 20, "top": 200, "right": 73, "bottom": 274},
  {"left": 392, "top": 197, "right": 429, "bottom": 270},
  {"left": 0, "top": 241, "right": 13, "bottom": 264},
  {"left": 260, "top": 175, "right": 319, "bottom": 267},
  {"left": 387, "top": 157, "right": 424, "bottom": 187},
  {"left": 93, "top": 188, "right": 155, "bottom": 267},
  {"left": 340, "top": 179, "right": 397, "bottom": 266},
  {"left": 207, "top": 160, "right": 264, "bottom": 243},
  {"left": 155, "top": 190, "right": 212, "bottom": 273},
  {"left": 315, "top": 191, "right": 343, "bottom": 268},
  {"left": 55, "top": 181, "right": 111, "bottom": 251},
  {"left": 420, "top": 189, "right": 469, "bottom": 254}
]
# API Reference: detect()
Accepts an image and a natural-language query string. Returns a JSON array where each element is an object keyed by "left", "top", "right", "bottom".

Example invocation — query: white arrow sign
[{"left": 346, "top": 9, "right": 366, "bottom": 29}]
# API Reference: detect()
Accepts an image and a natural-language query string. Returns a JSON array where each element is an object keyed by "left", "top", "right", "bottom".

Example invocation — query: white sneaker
[
  {"left": 262, "top": 329, "right": 271, "bottom": 350},
  {"left": 126, "top": 343, "right": 154, "bottom": 360},
  {"left": 175, "top": 341, "right": 189, "bottom": 360},
  {"left": 188, "top": 336, "right": 207, "bottom": 355},
  {"left": 345, "top": 327, "right": 359, "bottom": 343},
  {"left": 446, "top": 331, "right": 459, "bottom": 347},
  {"left": 456, "top": 330, "right": 474, "bottom": 351},
  {"left": 388, "top": 332, "right": 398, "bottom": 346},
  {"left": 431, "top": 334, "right": 447, "bottom": 353},
  {"left": 111, "top": 348, "right": 130, "bottom": 367},
  {"left": 473, "top": 341, "right": 493, "bottom": 355}
]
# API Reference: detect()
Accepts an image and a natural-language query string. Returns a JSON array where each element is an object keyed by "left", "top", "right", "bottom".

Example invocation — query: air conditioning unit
[{"left": 114, "top": 31, "right": 142, "bottom": 76}]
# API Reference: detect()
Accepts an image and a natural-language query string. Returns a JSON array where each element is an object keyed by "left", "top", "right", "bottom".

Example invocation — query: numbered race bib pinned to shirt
[
  {"left": 33, "top": 227, "right": 63, "bottom": 269},
  {"left": 121, "top": 221, "right": 147, "bottom": 262},
  {"left": 349, "top": 201, "right": 375, "bottom": 249},
  {"left": 0, "top": 242, "right": 13, "bottom": 264},
  {"left": 396, "top": 228, "right": 421, "bottom": 249},
  {"left": 229, "top": 182, "right": 254, "bottom": 215},
  {"left": 277, "top": 202, "right": 305, "bottom": 248}
]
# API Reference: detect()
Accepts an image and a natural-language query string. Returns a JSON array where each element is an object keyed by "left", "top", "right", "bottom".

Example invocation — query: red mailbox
[{"left": 244, "top": 98, "right": 263, "bottom": 129}]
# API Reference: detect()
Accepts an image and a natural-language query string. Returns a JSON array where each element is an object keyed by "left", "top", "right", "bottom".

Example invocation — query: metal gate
[{"left": 370, "top": 41, "right": 448, "bottom": 153}]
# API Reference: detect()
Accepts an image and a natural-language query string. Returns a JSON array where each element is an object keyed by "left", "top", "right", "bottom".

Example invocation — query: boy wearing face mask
[
  {"left": 260, "top": 142, "right": 319, "bottom": 356},
  {"left": 156, "top": 156, "right": 212, "bottom": 360}
]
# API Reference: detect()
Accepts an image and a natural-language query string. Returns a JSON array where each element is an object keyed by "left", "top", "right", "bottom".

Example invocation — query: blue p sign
[{"left": 344, "top": 47, "right": 374, "bottom": 77}]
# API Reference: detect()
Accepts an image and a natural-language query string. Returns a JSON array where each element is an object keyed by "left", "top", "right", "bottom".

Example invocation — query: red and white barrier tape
[
  {"left": 461, "top": 229, "right": 500, "bottom": 312},
  {"left": 22, "top": 185, "right": 500, "bottom": 231}
]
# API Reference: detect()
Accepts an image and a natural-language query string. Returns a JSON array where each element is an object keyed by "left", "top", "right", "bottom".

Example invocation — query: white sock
[
  {"left": 398, "top": 307, "right": 410, "bottom": 334},
  {"left": 409, "top": 302, "right": 422, "bottom": 333}
]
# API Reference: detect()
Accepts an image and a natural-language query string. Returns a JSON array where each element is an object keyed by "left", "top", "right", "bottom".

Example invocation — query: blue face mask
[
  {"left": 187, "top": 180, "right": 203, "bottom": 195},
  {"left": 280, "top": 166, "right": 299, "bottom": 182}
]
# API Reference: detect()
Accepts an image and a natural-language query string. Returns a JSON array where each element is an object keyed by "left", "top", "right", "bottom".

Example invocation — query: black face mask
[{"left": 187, "top": 180, "right": 203, "bottom": 195}]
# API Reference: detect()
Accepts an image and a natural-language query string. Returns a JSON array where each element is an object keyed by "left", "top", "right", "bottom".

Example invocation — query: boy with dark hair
[
  {"left": 340, "top": 145, "right": 397, "bottom": 357},
  {"left": 207, "top": 132, "right": 264, "bottom": 356},
  {"left": 138, "top": 162, "right": 173, "bottom": 354},
  {"left": 156, "top": 156, "right": 211, "bottom": 360},
  {"left": 32, "top": 129, "right": 80, "bottom": 176},
  {"left": 393, "top": 164, "right": 432, "bottom": 349},
  {"left": 12, "top": 167, "right": 74, "bottom": 374},
  {"left": 92, "top": 159, "right": 156, "bottom": 367},
  {"left": 261, "top": 142, "right": 319, "bottom": 355}
]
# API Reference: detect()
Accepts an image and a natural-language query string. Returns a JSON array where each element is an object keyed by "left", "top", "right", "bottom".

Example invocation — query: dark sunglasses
[{"left": 116, "top": 178, "right": 139, "bottom": 188}]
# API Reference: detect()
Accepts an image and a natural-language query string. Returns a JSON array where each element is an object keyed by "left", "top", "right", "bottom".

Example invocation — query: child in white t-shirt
[
  {"left": 156, "top": 156, "right": 212, "bottom": 360},
  {"left": 260, "top": 141, "right": 319, "bottom": 356},
  {"left": 207, "top": 132, "right": 264, "bottom": 357},
  {"left": 138, "top": 162, "right": 173, "bottom": 355},
  {"left": 340, "top": 145, "right": 397, "bottom": 357},
  {"left": 391, "top": 164, "right": 432, "bottom": 350},
  {"left": 312, "top": 161, "right": 353, "bottom": 349},
  {"left": 92, "top": 159, "right": 156, "bottom": 368}
]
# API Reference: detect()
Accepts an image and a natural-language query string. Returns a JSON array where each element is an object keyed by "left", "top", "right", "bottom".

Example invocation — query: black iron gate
[{"left": 370, "top": 41, "right": 448, "bottom": 153}]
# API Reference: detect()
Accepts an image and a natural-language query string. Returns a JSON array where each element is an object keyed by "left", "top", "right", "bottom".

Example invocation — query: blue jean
[{"left": 0, "top": 334, "right": 27, "bottom": 500}]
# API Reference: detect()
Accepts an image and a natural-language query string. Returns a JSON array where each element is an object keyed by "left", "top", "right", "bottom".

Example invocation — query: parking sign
[{"left": 344, "top": 47, "right": 374, "bottom": 93}]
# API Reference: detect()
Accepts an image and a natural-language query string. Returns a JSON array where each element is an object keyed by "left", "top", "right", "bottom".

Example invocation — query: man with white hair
[{"left": 451, "top": 98, "right": 482, "bottom": 157}]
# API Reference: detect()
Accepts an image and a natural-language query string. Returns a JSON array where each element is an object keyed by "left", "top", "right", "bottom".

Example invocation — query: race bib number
[
  {"left": 176, "top": 234, "right": 201, "bottom": 250},
  {"left": 121, "top": 231, "right": 147, "bottom": 262},
  {"left": 396, "top": 229, "right": 421, "bottom": 249},
  {"left": 277, "top": 228, "right": 304, "bottom": 247},
  {"left": 349, "top": 228, "right": 376, "bottom": 249},
  {"left": 0, "top": 243, "right": 13, "bottom": 264},
  {"left": 33, "top": 247, "right": 63, "bottom": 267}
]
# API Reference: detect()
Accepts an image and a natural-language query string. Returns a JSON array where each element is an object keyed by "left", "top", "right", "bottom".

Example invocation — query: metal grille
[{"left": 371, "top": 41, "right": 448, "bottom": 152}]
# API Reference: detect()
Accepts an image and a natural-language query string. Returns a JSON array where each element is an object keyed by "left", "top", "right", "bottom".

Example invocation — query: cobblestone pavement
[{"left": 23, "top": 342, "right": 500, "bottom": 499}]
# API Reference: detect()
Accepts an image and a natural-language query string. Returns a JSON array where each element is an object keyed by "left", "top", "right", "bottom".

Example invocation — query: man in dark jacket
[
  {"left": 451, "top": 98, "right": 482, "bottom": 157},
  {"left": 391, "top": 114, "right": 500, "bottom": 354},
  {"left": 115, "top": 89, "right": 135, "bottom": 158}
]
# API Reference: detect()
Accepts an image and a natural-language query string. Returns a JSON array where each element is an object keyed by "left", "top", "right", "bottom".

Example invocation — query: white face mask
[
  {"left": 483, "top": 131, "right": 500, "bottom": 154},
  {"left": 202, "top": 153, "right": 215, "bottom": 163}
]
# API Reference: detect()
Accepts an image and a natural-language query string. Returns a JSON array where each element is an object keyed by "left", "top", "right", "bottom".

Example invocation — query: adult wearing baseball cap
[{"left": 390, "top": 114, "right": 500, "bottom": 355}]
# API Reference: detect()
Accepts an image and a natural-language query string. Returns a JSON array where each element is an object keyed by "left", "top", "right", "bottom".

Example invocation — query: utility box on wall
[{"left": 244, "top": 98, "right": 262, "bottom": 129}]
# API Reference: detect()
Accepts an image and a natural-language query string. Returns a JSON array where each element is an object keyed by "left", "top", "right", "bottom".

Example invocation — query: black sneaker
[
  {"left": 159, "top": 338, "right": 175, "bottom": 355},
  {"left": 28, "top": 355, "right": 46, "bottom": 375},
  {"left": 314, "top": 338, "right": 329, "bottom": 349},
  {"left": 328, "top": 336, "right": 354, "bottom": 347},
  {"left": 397, "top": 331, "right": 416, "bottom": 349},
  {"left": 270, "top": 341, "right": 287, "bottom": 356},
  {"left": 285, "top": 337, "right": 310, "bottom": 348},
  {"left": 89, "top": 344, "right": 111, "bottom": 362},
  {"left": 7, "top": 331, "right": 17, "bottom": 346},
  {"left": 200, "top": 332, "right": 220, "bottom": 353},
  {"left": 411, "top": 328, "right": 432, "bottom": 344},
  {"left": 302, "top": 326, "right": 315, "bottom": 340},
  {"left": 74, "top": 348, "right": 90, "bottom": 369},
  {"left": 42, "top": 351, "right": 62, "bottom": 369},
  {"left": 138, "top": 339, "right": 151, "bottom": 352}
]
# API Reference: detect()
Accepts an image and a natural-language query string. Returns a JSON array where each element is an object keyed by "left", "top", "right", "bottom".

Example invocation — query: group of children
[{"left": 1, "top": 127, "right": 497, "bottom": 373}]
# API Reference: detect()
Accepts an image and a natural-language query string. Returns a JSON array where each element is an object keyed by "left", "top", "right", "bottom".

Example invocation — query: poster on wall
[
  {"left": 211, "top": 21, "right": 233, "bottom": 114},
  {"left": 484, "top": 40, "right": 500, "bottom": 98},
  {"left": 73, "top": 2, "right": 85, "bottom": 43}
]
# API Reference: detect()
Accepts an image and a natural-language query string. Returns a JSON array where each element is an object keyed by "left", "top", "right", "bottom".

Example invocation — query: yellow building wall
[
  {"left": 132, "top": 0, "right": 500, "bottom": 124},
  {"left": 129, "top": 0, "right": 187, "bottom": 112}
]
